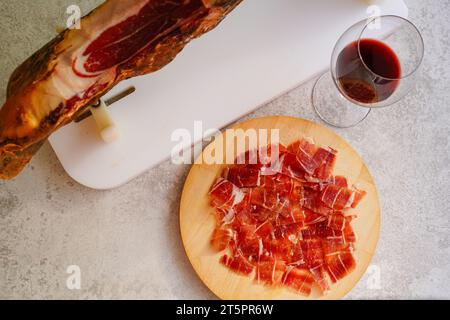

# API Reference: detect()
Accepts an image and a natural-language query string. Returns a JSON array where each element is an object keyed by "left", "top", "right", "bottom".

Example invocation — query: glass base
[{"left": 312, "top": 72, "right": 371, "bottom": 128}]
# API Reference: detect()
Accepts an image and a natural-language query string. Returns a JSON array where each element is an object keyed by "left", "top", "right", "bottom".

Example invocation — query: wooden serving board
[{"left": 180, "top": 116, "right": 380, "bottom": 300}]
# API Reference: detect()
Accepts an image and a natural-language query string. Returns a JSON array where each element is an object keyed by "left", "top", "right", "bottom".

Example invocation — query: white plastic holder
[{"left": 89, "top": 100, "right": 120, "bottom": 143}]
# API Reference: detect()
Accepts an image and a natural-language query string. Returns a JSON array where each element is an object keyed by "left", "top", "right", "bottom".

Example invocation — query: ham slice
[
  {"left": 220, "top": 254, "right": 254, "bottom": 276},
  {"left": 288, "top": 139, "right": 331, "bottom": 176},
  {"left": 211, "top": 227, "right": 235, "bottom": 252},
  {"left": 327, "top": 213, "right": 349, "bottom": 231},
  {"left": 209, "top": 178, "right": 235, "bottom": 210},
  {"left": 320, "top": 184, "right": 367, "bottom": 210},
  {"left": 225, "top": 164, "right": 261, "bottom": 188},
  {"left": 323, "top": 241, "right": 356, "bottom": 283},
  {"left": 283, "top": 267, "right": 315, "bottom": 296},
  {"left": 314, "top": 149, "right": 337, "bottom": 181},
  {"left": 255, "top": 259, "right": 286, "bottom": 285},
  {"left": 0, "top": 0, "right": 242, "bottom": 180}
]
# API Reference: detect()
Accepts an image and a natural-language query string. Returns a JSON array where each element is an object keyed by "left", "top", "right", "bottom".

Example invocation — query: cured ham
[
  {"left": 320, "top": 184, "right": 367, "bottom": 210},
  {"left": 208, "top": 138, "right": 366, "bottom": 296},
  {"left": 288, "top": 139, "right": 334, "bottom": 176},
  {"left": 323, "top": 241, "right": 356, "bottom": 283},
  {"left": 255, "top": 259, "right": 286, "bottom": 285},
  {"left": 283, "top": 267, "right": 315, "bottom": 296},
  {"left": 314, "top": 150, "right": 337, "bottom": 181},
  {"left": 209, "top": 178, "right": 235, "bottom": 210},
  {"left": 327, "top": 213, "right": 350, "bottom": 231},
  {"left": 220, "top": 254, "right": 254, "bottom": 276},
  {"left": 0, "top": 0, "right": 242, "bottom": 180},
  {"left": 225, "top": 164, "right": 261, "bottom": 188},
  {"left": 210, "top": 227, "right": 235, "bottom": 251}
]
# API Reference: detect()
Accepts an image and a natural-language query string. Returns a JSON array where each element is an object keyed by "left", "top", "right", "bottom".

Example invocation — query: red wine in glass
[
  {"left": 312, "top": 16, "right": 424, "bottom": 128},
  {"left": 336, "top": 39, "right": 401, "bottom": 104}
]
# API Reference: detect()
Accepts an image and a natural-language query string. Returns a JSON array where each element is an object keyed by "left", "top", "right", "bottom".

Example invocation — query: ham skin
[{"left": 0, "top": 0, "right": 242, "bottom": 180}]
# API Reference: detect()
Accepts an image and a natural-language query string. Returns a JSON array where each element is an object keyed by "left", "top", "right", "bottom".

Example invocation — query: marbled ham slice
[
  {"left": 281, "top": 152, "right": 307, "bottom": 180},
  {"left": 220, "top": 254, "right": 254, "bottom": 276},
  {"left": 250, "top": 187, "right": 290, "bottom": 214},
  {"left": 327, "top": 213, "right": 349, "bottom": 231},
  {"left": 323, "top": 241, "right": 356, "bottom": 283},
  {"left": 210, "top": 227, "right": 234, "bottom": 251},
  {"left": 225, "top": 164, "right": 261, "bottom": 188},
  {"left": 303, "top": 190, "right": 334, "bottom": 216},
  {"left": 301, "top": 237, "right": 330, "bottom": 292},
  {"left": 255, "top": 259, "right": 286, "bottom": 285},
  {"left": 236, "top": 144, "right": 286, "bottom": 168},
  {"left": 235, "top": 226, "right": 261, "bottom": 259},
  {"left": 234, "top": 203, "right": 258, "bottom": 226},
  {"left": 283, "top": 268, "right": 315, "bottom": 296},
  {"left": 304, "top": 209, "right": 328, "bottom": 226},
  {"left": 351, "top": 189, "right": 367, "bottom": 209},
  {"left": 254, "top": 221, "right": 274, "bottom": 239},
  {"left": 249, "top": 204, "right": 276, "bottom": 222},
  {"left": 276, "top": 205, "right": 305, "bottom": 226},
  {"left": 267, "top": 238, "right": 294, "bottom": 261},
  {"left": 320, "top": 185, "right": 352, "bottom": 210},
  {"left": 209, "top": 178, "right": 235, "bottom": 210},
  {"left": 208, "top": 140, "right": 366, "bottom": 296},
  {"left": 314, "top": 149, "right": 337, "bottom": 181},
  {"left": 343, "top": 224, "right": 357, "bottom": 244},
  {"left": 324, "top": 223, "right": 357, "bottom": 245},
  {"left": 288, "top": 139, "right": 330, "bottom": 176},
  {"left": 320, "top": 184, "right": 366, "bottom": 211},
  {"left": 333, "top": 176, "right": 349, "bottom": 188},
  {"left": 273, "top": 223, "right": 303, "bottom": 241},
  {"left": 301, "top": 175, "right": 348, "bottom": 192},
  {"left": 259, "top": 173, "right": 294, "bottom": 197}
]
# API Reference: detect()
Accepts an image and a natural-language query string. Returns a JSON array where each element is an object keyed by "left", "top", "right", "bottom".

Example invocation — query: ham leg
[{"left": 0, "top": 0, "right": 242, "bottom": 180}]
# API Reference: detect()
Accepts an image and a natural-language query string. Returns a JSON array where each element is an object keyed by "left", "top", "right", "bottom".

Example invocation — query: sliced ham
[
  {"left": 255, "top": 259, "right": 286, "bottom": 285},
  {"left": 283, "top": 268, "right": 315, "bottom": 296},
  {"left": 210, "top": 227, "right": 235, "bottom": 252},
  {"left": 225, "top": 164, "right": 261, "bottom": 188},
  {"left": 220, "top": 254, "right": 254, "bottom": 276},
  {"left": 208, "top": 139, "right": 366, "bottom": 296},
  {"left": 323, "top": 241, "right": 356, "bottom": 283},
  {"left": 320, "top": 184, "right": 366, "bottom": 211}
]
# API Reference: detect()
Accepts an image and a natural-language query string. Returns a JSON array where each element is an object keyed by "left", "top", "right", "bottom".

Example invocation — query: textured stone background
[{"left": 0, "top": 0, "right": 449, "bottom": 299}]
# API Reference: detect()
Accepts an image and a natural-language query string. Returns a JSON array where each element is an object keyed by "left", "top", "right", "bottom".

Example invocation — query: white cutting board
[{"left": 49, "top": 0, "right": 408, "bottom": 190}]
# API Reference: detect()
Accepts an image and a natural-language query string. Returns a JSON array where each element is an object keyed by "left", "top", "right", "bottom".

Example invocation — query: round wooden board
[{"left": 180, "top": 116, "right": 380, "bottom": 300}]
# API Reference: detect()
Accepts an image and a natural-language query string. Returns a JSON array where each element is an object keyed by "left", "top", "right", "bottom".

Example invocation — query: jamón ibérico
[
  {"left": 0, "top": 0, "right": 242, "bottom": 180},
  {"left": 208, "top": 138, "right": 366, "bottom": 296}
]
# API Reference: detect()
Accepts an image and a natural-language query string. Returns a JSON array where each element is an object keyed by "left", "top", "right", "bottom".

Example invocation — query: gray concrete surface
[{"left": 0, "top": 0, "right": 449, "bottom": 299}]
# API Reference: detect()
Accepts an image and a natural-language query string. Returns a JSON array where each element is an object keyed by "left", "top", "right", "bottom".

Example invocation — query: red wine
[{"left": 336, "top": 39, "right": 401, "bottom": 104}]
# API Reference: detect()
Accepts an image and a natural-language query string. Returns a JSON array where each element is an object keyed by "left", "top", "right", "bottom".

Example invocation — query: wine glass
[{"left": 312, "top": 15, "right": 424, "bottom": 128}]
